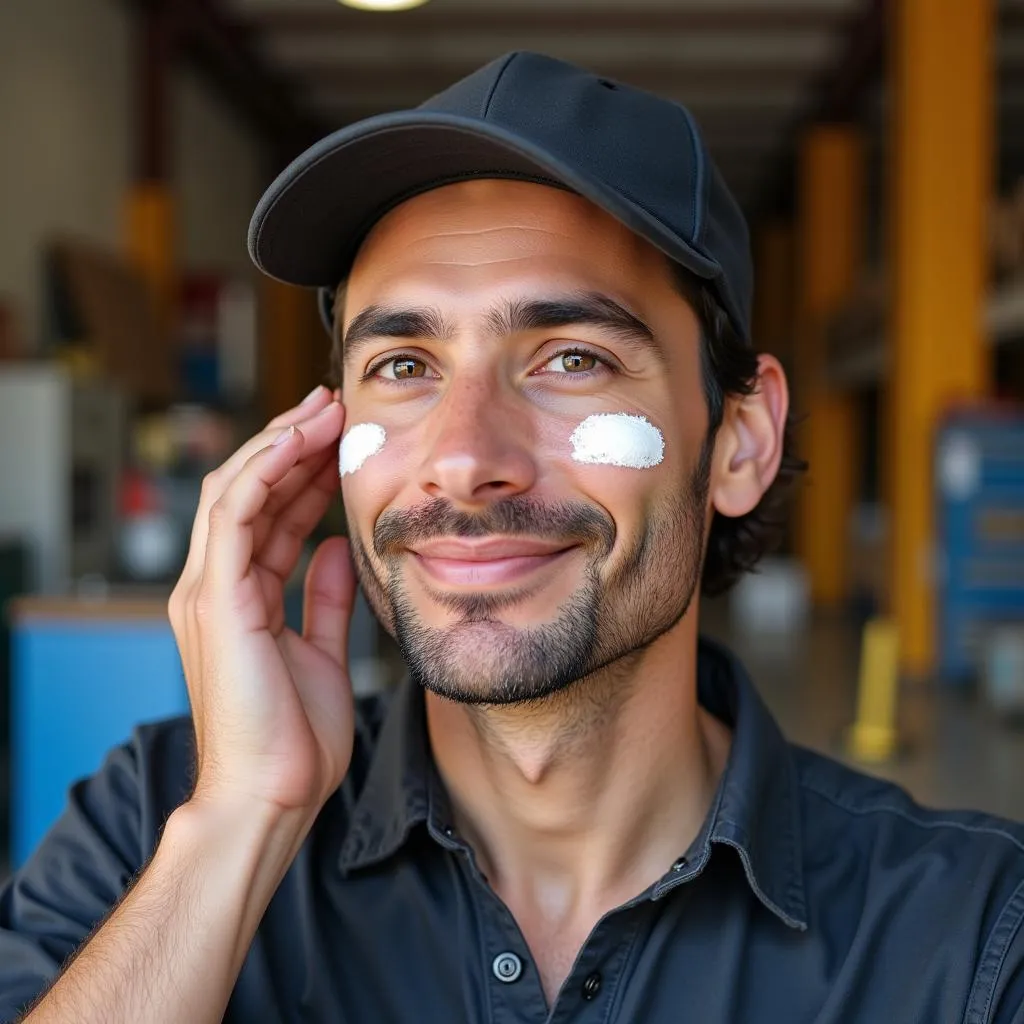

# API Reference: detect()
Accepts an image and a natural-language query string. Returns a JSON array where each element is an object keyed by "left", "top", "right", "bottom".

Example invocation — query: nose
[{"left": 417, "top": 379, "right": 536, "bottom": 508}]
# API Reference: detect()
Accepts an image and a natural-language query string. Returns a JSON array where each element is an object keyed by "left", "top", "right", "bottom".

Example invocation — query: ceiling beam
[
  {"left": 297, "top": 61, "right": 821, "bottom": 98},
  {"left": 185, "top": 0, "right": 325, "bottom": 159},
  {"left": 312, "top": 99, "right": 795, "bottom": 137},
  {"left": 121, "top": 0, "right": 325, "bottom": 164},
  {"left": 245, "top": 7, "right": 852, "bottom": 36},
  {"left": 135, "top": 1, "right": 177, "bottom": 181},
  {"left": 1002, "top": 6, "right": 1024, "bottom": 30},
  {"left": 808, "top": 0, "right": 885, "bottom": 122},
  {"left": 754, "top": 0, "right": 885, "bottom": 216}
]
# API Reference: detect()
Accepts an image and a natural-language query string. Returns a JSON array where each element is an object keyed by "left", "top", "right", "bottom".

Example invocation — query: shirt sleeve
[
  {"left": 973, "top": 878, "right": 1024, "bottom": 1024},
  {"left": 0, "top": 740, "right": 146, "bottom": 1023},
  {"left": 988, "top": 956, "right": 1024, "bottom": 1024}
]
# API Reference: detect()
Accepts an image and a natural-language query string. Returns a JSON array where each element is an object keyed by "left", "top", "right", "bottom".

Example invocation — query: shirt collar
[
  {"left": 337, "top": 637, "right": 807, "bottom": 931},
  {"left": 676, "top": 637, "right": 808, "bottom": 930},
  {"left": 336, "top": 674, "right": 435, "bottom": 872}
]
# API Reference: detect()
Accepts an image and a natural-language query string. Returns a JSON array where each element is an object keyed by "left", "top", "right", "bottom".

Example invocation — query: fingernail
[
  {"left": 301, "top": 385, "right": 325, "bottom": 406},
  {"left": 272, "top": 425, "right": 295, "bottom": 446},
  {"left": 314, "top": 400, "right": 339, "bottom": 417}
]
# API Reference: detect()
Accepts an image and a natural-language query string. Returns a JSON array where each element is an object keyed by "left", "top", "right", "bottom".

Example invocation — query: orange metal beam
[
  {"left": 887, "top": 0, "right": 994, "bottom": 677},
  {"left": 794, "top": 127, "right": 865, "bottom": 607}
]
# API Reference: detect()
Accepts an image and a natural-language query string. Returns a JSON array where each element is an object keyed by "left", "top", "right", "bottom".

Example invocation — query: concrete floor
[{"left": 704, "top": 605, "right": 1024, "bottom": 822}]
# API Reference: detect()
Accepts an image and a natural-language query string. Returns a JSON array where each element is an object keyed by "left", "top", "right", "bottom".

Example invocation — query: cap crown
[{"left": 420, "top": 52, "right": 752, "bottom": 338}]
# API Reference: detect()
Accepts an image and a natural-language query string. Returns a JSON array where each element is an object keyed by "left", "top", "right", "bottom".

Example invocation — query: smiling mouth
[{"left": 408, "top": 537, "right": 578, "bottom": 588}]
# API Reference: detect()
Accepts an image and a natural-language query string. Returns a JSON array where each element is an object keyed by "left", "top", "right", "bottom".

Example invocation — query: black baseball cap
[{"left": 248, "top": 51, "right": 752, "bottom": 341}]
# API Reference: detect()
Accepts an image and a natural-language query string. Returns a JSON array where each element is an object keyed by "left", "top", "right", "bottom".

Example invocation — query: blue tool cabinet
[
  {"left": 936, "top": 409, "right": 1024, "bottom": 682},
  {"left": 8, "top": 599, "right": 188, "bottom": 868}
]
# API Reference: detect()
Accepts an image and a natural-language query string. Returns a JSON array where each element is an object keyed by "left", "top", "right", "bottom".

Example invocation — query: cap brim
[{"left": 249, "top": 111, "right": 721, "bottom": 327}]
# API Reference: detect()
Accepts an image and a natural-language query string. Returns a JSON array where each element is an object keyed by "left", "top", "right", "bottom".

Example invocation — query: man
[{"left": 1, "top": 51, "right": 1023, "bottom": 1024}]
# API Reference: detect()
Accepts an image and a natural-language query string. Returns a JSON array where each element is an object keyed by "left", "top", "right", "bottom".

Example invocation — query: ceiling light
[{"left": 339, "top": 0, "right": 430, "bottom": 10}]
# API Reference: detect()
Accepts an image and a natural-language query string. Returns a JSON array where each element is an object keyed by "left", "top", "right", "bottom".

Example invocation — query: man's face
[{"left": 340, "top": 179, "right": 715, "bottom": 704}]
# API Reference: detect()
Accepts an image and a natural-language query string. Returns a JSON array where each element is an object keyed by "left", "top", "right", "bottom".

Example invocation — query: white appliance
[{"left": 0, "top": 364, "right": 125, "bottom": 592}]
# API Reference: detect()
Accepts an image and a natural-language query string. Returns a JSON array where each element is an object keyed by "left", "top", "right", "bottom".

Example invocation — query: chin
[{"left": 397, "top": 612, "right": 598, "bottom": 706}]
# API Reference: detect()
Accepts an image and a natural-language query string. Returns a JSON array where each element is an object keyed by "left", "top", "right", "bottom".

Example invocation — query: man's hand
[
  {"left": 21, "top": 388, "right": 357, "bottom": 1024},
  {"left": 169, "top": 385, "right": 354, "bottom": 821}
]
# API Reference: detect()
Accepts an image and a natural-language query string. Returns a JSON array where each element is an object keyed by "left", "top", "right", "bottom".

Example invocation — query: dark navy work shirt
[{"left": 2, "top": 639, "right": 1024, "bottom": 1023}]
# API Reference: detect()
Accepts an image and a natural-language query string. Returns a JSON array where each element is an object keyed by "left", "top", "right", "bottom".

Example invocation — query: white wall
[
  {"left": 0, "top": 0, "right": 132, "bottom": 348},
  {"left": 0, "top": 0, "right": 266, "bottom": 349},
  {"left": 0, "top": 366, "right": 70, "bottom": 591}
]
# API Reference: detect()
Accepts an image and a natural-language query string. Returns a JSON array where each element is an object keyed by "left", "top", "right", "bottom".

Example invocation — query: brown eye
[
  {"left": 560, "top": 352, "right": 597, "bottom": 372},
  {"left": 382, "top": 357, "right": 427, "bottom": 379},
  {"left": 537, "top": 350, "right": 604, "bottom": 375}
]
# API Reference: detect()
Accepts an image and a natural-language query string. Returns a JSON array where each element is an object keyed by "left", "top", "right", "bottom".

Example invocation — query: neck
[{"left": 425, "top": 611, "right": 732, "bottom": 911}]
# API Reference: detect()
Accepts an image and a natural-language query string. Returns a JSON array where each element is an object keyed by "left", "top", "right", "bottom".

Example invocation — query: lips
[{"left": 408, "top": 537, "right": 575, "bottom": 587}]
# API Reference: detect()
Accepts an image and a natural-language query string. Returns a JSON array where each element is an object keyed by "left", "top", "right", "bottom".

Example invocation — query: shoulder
[
  {"left": 26, "top": 714, "right": 199, "bottom": 871},
  {"left": 794, "top": 744, "right": 1024, "bottom": 861},
  {"left": 0, "top": 714, "right": 193, "bottom": 1017},
  {"left": 124, "top": 692, "right": 394, "bottom": 827},
  {"left": 8, "top": 690, "right": 395, "bottom": 870},
  {"left": 92, "top": 690, "right": 395, "bottom": 853},
  {"left": 793, "top": 746, "right": 1024, "bottom": 1023}
]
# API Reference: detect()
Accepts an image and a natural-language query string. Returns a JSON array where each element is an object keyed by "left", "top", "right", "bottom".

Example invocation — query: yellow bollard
[{"left": 846, "top": 618, "right": 900, "bottom": 763}]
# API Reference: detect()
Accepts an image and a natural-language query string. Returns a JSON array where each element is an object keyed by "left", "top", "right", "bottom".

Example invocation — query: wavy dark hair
[
  {"left": 327, "top": 261, "right": 804, "bottom": 598},
  {"left": 668, "top": 266, "right": 805, "bottom": 596}
]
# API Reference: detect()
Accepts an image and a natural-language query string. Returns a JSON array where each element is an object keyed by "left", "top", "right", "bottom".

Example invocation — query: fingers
[
  {"left": 258, "top": 444, "right": 337, "bottom": 529},
  {"left": 302, "top": 536, "right": 356, "bottom": 667},
  {"left": 195, "top": 387, "right": 333, "bottom": 544},
  {"left": 211, "top": 398, "right": 342, "bottom": 521},
  {"left": 202, "top": 426, "right": 307, "bottom": 593},
  {"left": 268, "top": 384, "right": 332, "bottom": 430},
  {"left": 171, "top": 390, "right": 345, "bottom": 661},
  {"left": 253, "top": 455, "right": 341, "bottom": 579},
  {"left": 182, "top": 398, "right": 344, "bottom": 585}
]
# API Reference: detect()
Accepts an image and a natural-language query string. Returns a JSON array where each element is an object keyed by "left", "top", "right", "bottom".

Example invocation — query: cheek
[
  {"left": 569, "top": 413, "right": 665, "bottom": 470},
  {"left": 562, "top": 415, "right": 667, "bottom": 521},
  {"left": 339, "top": 421, "right": 420, "bottom": 531},
  {"left": 338, "top": 409, "right": 678, "bottom": 533},
  {"left": 339, "top": 423, "right": 386, "bottom": 477}
]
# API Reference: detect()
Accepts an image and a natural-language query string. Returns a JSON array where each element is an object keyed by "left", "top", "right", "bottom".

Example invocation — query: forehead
[{"left": 345, "top": 179, "right": 677, "bottom": 310}]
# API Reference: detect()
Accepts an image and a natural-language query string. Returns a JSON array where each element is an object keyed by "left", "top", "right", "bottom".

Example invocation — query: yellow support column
[
  {"left": 125, "top": 182, "right": 177, "bottom": 333},
  {"left": 795, "top": 127, "right": 865, "bottom": 606},
  {"left": 259, "top": 278, "right": 323, "bottom": 418},
  {"left": 888, "top": 0, "right": 993, "bottom": 677},
  {"left": 125, "top": 5, "right": 178, "bottom": 338}
]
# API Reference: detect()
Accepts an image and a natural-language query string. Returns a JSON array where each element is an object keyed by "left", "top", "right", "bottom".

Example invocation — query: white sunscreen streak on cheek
[
  {"left": 570, "top": 413, "right": 664, "bottom": 469},
  {"left": 339, "top": 423, "right": 387, "bottom": 477}
]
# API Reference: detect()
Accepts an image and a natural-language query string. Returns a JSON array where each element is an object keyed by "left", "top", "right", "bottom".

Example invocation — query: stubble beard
[{"left": 348, "top": 441, "right": 712, "bottom": 706}]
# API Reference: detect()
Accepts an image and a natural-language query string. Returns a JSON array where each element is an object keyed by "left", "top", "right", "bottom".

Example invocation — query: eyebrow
[
  {"left": 343, "top": 305, "right": 456, "bottom": 360},
  {"left": 341, "top": 292, "right": 660, "bottom": 364}
]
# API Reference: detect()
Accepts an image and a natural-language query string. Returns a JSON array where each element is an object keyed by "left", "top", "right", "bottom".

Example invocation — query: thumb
[{"left": 302, "top": 536, "right": 356, "bottom": 667}]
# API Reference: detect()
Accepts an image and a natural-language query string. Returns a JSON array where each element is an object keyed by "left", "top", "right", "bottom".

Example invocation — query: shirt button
[
  {"left": 492, "top": 952, "right": 523, "bottom": 983},
  {"left": 672, "top": 857, "right": 686, "bottom": 872},
  {"left": 582, "top": 972, "right": 602, "bottom": 1000}
]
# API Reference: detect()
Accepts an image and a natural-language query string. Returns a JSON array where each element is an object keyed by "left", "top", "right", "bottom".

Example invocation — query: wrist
[{"left": 165, "top": 794, "right": 311, "bottom": 916}]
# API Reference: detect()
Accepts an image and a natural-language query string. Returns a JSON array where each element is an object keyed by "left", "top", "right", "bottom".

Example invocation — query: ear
[{"left": 709, "top": 354, "right": 789, "bottom": 518}]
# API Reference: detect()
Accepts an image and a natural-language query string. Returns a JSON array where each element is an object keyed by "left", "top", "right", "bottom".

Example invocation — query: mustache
[{"left": 373, "top": 496, "right": 615, "bottom": 559}]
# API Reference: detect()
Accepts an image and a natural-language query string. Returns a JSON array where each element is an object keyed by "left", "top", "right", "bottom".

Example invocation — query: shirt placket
[
  {"left": 435, "top": 820, "right": 666, "bottom": 1024},
  {"left": 471, "top": 867, "right": 647, "bottom": 1024}
]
